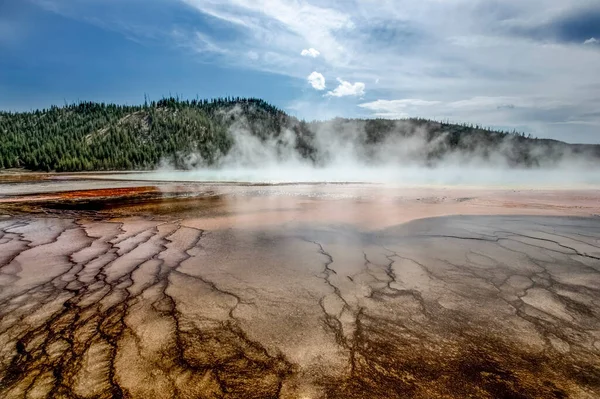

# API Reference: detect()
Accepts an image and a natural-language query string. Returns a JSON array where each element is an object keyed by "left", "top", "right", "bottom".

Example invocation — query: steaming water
[
  {"left": 99, "top": 166, "right": 600, "bottom": 188},
  {"left": 104, "top": 108, "right": 600, "bottom": 188}
]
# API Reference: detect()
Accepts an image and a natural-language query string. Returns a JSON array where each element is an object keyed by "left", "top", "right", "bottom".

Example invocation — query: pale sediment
[{"left": 0, "top": 179, "right": 599, "bottom": 398}]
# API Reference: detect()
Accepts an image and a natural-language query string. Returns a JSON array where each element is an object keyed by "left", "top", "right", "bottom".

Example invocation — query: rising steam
[{"left": 122, "top": 106, "right": 600, "bottom": 187}]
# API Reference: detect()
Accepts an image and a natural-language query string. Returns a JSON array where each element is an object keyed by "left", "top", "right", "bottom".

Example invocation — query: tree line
[
  {"left": 0, "top": 97, "right": 598, "bottom": 171},
  {"left": 0, "top": 98, "right": 283, "bottom": 171}
]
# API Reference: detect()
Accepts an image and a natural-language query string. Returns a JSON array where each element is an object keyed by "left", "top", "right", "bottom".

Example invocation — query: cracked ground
[{"left": 0, "top": 181, "right": 600, "bottom": 398}]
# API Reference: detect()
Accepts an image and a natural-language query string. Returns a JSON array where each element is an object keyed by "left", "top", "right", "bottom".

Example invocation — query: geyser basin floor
[
  {"left": 72, "top": 167, "right": 600, "bottom": 187},
  {"left": 1, "top": 175, "right": 600, "bottom": 398}
]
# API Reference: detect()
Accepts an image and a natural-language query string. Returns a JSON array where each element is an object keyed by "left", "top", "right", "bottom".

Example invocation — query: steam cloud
[{"left": 142, "top": 106, "right": 600, "bottom": 187}]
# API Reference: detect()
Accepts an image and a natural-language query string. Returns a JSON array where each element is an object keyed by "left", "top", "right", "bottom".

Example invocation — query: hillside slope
[{"left": 0, "top": 98, "right": 598, "bottom": 172}]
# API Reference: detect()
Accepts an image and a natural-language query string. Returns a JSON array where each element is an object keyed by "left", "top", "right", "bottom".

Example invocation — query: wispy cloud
[
  {"left": 191, "top": 31, "right": 229, "bottom": 54},
  {"left": 359, "top": 95, "right": 600, "bottom": 142},
  {"left": 326, "top": 78, "right": 365, "bottom": 97},
  {"left": 181, "top": 0, "right": 353, "bottom": 67},
  {"left": 584, "top": 37, "right": 599, "bottom": 45},
  {"left": 307, "top": 71, "right": 326, "bottom": 90},
  {"left": 359, "top": 99, "right": 441, "bottom": 118}
]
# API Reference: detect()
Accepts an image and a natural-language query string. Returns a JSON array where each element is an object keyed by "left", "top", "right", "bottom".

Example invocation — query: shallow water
[
  {"left": 94, "top": 166, "right": 600, "bottom": 188},
  {"left": 1, "top": 175, "right": 600, "bottom": 398}
]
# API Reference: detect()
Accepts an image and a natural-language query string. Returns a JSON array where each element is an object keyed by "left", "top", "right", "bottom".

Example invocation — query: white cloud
[
  {"left": 584, "top": 38, "right": 598, "bottom": 45},
  {"left": 362, "top": 99, "right": 441, "bottom": 109},
  {"left": 307, "top": 71, "right": 326, "bottom": 90},
  {"left": 301, "top": 48, "right": 320, "bottom": 58},
  {"left": 359, "top": 99, "right": 441, "bottom": 118},
  {"left": 326, "top": 78, "right": 365, "bottom": 97}
]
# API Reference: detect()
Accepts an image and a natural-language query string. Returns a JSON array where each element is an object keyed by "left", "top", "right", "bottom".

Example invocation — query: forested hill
[{"left": 0, "top": 97, "right": 598, "bottom": 172}]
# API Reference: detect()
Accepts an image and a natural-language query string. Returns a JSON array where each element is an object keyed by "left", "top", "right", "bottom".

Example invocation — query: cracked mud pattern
[{"left": 0, "top": 212, "right": 599, "bottom": 398}]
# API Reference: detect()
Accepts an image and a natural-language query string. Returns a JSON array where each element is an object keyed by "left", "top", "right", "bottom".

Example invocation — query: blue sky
[{"left": 1, "top": 0, "right": 600, "bottom": 143}]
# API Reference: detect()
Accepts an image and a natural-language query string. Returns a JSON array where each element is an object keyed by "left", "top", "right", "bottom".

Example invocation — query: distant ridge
[{"left": 1, "top": 98, "right": 598, "bottom": 172}]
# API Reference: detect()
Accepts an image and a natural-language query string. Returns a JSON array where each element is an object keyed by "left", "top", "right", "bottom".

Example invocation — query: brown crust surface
[{"left": 0, "top": 176, "right": 599, "bottom": 398}]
